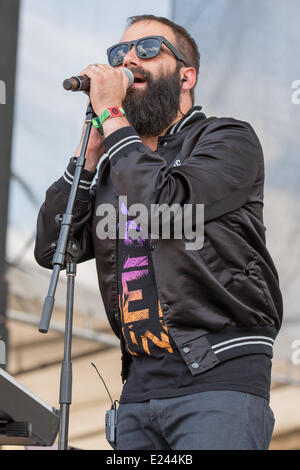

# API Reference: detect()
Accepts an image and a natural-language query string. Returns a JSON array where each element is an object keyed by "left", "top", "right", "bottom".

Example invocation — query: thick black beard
[{"left": 122, "top": 64, "right": 182, "bottom": 137}]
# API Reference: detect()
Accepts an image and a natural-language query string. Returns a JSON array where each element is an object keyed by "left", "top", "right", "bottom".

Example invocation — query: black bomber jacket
[{"left": 34, "top": 106, "right": 283, "bottom": 383}]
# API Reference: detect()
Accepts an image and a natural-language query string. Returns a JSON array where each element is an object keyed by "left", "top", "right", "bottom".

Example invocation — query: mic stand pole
[{"left": 38, "top": 101, "right": 95, "bottom": 450}]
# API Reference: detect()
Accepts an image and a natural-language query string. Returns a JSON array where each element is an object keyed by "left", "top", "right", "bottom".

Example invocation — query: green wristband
[
  {"left": 92, "top": 106, "right": 126, "bottom": 135},
  {"left": 92, "top": 117, "right": 104, "bottom": 136}
]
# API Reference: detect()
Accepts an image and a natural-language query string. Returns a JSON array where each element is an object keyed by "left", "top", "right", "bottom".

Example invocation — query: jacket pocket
[
  {"left": 198, "top": 235, "right": 233, "bottom": 288},
  {"left": 228, "top": 257, "right": 273, "bottom": 326}
]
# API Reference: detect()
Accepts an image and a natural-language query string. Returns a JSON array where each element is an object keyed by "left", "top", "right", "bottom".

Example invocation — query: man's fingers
[
  {"left": 80, "top": 64, "right": 121, "bottom": 81},
  {"left": 80, "top": 64, "right": 111, "bottom": 75},
  {"left": 79, "top": 67, "right": 95, "bottom": 79},
  {"left": 78, "top": 64, "right": 128, "bottom": 116}
]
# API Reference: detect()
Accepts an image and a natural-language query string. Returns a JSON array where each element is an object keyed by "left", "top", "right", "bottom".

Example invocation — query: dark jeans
[{"left": 115, "top": 390, "right": 275, "bottom": 450}]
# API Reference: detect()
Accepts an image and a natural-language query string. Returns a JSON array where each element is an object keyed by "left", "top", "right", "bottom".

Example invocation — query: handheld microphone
[{"left": 63, "top": 68, "right": 134, "bottom": 92}]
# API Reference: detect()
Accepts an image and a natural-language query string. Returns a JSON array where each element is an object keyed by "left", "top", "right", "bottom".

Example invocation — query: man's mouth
[{"left": 132, "top": 74, "right": 147, "bottom": 87}]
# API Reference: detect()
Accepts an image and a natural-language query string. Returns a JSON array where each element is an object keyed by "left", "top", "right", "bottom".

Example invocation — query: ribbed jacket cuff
[
  {"left": 55, "top": 157, "right": 96, "bottom": 202},
  {"left": 104, "top": 127, "right": 142, "bottom": 165}
]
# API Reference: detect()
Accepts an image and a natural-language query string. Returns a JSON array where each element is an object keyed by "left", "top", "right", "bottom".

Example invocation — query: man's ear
[{"left": 181, "top": 67, "right": 197, "bottom": 90}]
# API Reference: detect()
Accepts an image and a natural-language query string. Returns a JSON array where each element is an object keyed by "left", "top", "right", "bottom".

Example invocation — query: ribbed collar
[{"left": 165, "top": 106, "right": 206, "bottom": 136}]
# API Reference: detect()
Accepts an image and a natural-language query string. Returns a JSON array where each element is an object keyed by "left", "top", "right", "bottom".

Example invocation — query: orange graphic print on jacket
[{"left": 117, "top": 203, "right": 174, "bottom": 357}]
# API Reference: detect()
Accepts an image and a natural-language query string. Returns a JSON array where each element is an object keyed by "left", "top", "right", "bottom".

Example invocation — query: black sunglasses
[{"left": 107, "top": 35, "right": 187, "bottom": 67}]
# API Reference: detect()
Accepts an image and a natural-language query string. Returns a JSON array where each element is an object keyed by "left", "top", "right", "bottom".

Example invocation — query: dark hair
[{"left": 126, "top": 15, "right": 200, "bottom": 104}]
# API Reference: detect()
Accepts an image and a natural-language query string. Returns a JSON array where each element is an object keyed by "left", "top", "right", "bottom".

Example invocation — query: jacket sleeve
[
  {"left": 34, "top": 158, "right": 97, "bottom": 269},
  {"left": 105, "top": 117, "right": 263, "bottom": 223}
]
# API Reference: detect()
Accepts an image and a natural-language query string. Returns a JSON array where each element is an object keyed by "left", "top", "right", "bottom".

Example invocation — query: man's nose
[{"left": 123, "top": 45, "right": 141, "bottom": 67}]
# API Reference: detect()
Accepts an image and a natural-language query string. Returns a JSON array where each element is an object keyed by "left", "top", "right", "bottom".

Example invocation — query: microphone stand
[{"left": 38, "top": 101, "right": 95, "bottom": 450}]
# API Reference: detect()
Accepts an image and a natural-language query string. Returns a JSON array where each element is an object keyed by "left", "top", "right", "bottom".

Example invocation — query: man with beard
[{"left": 35, "top": 15, "right": 282, "bottom": 450}]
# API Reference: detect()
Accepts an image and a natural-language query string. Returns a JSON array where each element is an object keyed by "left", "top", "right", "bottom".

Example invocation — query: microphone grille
[
  {"left": 63, "top": 79, "right": 73, "bottom": 91},
  {"left": 123, "top": 68, "right": 134, "bottom": 88}
]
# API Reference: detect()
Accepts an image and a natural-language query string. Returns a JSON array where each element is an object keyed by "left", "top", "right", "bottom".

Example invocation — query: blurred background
[{"left": 0, "top": 0, "right": 299, "bottom": 450}]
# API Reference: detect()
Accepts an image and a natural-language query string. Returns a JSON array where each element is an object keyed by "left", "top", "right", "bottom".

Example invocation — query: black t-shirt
[
  {"left": 120, "top": 344, "right": 272, "bottom": 403},
  {"left": 116, "top": 148, "right": 272, "bottom": 404}
]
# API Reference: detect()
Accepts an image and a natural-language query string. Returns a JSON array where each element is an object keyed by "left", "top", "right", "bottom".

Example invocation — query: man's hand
[
  {"left": 75, "top": 64, "right": 129, "bottom": 171},
  {"left": 79, "top": 64, "right": 129, "bottom": 116},
  {"left": 75, "top": 64, "right": 132, "bottom": 171}
]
